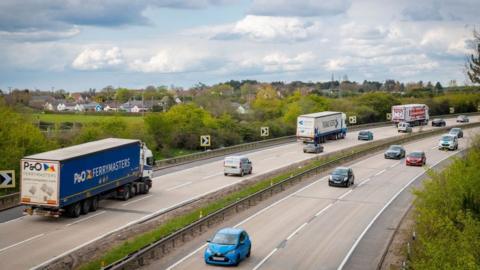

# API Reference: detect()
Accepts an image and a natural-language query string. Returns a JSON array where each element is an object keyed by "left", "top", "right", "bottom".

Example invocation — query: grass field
[{"left": 30, "top": 113, "right": 144, "bottom": 125}]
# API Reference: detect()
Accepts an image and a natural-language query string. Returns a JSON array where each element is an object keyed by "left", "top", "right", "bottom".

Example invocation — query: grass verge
[{"left": 78, "top": 149, "right": 351, "bottom": 270}]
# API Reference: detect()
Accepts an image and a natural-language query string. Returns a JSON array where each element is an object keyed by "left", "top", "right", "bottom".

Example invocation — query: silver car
[
  {"left": 303, "top": 142, "right": 324, "bottom": 153},
  {"left": 224, "top": 156, "right": 252, "bottom": 176}
]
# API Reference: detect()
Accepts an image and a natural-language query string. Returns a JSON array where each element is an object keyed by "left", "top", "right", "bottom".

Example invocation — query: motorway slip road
[
  {"left": 0, "top": 117, "right": 478, "bottom": 269},
  {"left": 158, "top": 127, "right": 480, "bottom": 270}
]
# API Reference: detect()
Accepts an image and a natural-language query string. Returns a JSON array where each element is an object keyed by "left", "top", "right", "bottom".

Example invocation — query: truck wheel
[
  {"left": 90, "top": 196, "right": 99, "bottom": 212},
  {"left": 240, "top": 170, "right": 244, "bottom": 177},
  {"left": 67, "top": 202, "right": 81, "bottom": 218},
  {"left": 122, "top": 187, "right": 130, "bottom": 201},
  {"left": 130, "top": 185, "right": 137, "bottom": 197},
  {"left": 144, "top": 184, "right": 150, "bottom": 194},
  {"left": 81, "top": 199, "right": 91, "bottom": 215}
]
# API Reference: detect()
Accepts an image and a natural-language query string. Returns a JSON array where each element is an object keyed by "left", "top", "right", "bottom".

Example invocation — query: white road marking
[
  {"left": 390, "top": 161, "right": 401, "bottom": 168},
  {"left": 286, "top": 222, "right": 308, "bottom": 240},
  {"left": 338, "top": 190, "right": 353, "bottom": 200},
  {"left": 201, "top": 173, "right": 223, "bottom": 180},
  {"left": 2, "top": 216, "right": 24, "bottom": 224},
  {"left": 252, "top": 248, "right": 278, "bottom": 270},
  {"left": 166, "top": 182, "right": 192, "bottom": 191},
  {"left": 431, "top": 146, "right": 438, "bottom": 149},
  {"left": 152, "top": 142, "right": 299, "bottom": 179},
  {"left": 358, "top": 178, "right": 371, "bottom": 187},
  {"left": 165, "top": 176, "right": 328, "bottom": 269},
  {"left": 0, "top": 234, "right": 44, "bottom": 253},
  {"left": 165, "top": 243, "right": 208, "bottom": 270},
  {"left": 374, "top": 169, "right": 386, "bottom": 176},
  {"left": 66, "top": 211, "right": 106, "bottom": 227},
  {"left": 337, "top": 150, "right": 461, "bottom": 270},
  {"left": 315, "top": 203, "right": 334, "bottom": 217},
  {"left": 122, "top": 195, "right": 153, "bottom": 206},
  {"left": 33, "top": 124, "right": 479, "bottom": 269}
]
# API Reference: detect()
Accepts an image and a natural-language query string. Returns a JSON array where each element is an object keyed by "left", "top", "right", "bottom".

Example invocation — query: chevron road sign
[
  {"left": 0, "top": 170, "right": 15, "bottom": 188},
  {"left": 200, "top": 135, "right": 211, "bottom": 147},
  {"left": 260, "top": 127, "right": 269, "bottom": 137}
]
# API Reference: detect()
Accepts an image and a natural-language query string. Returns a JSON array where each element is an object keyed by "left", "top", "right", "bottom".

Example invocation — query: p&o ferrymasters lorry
[
  {"left": 20, "top": 138, "right": 154, "bottom": 218},
  {"left": 391, "top": 104, "right": 429, "bottom": 126},
  {"left": 296, "top": 111, "right": 347, "bottom": 143}
]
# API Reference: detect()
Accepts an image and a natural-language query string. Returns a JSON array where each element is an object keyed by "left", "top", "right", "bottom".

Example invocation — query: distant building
[
  {"left": 120, "top": 100, "right": 153, "bottom": 113},
  {"left": 103, "top": 102, "right": 119, "bottom": 112},
  {"left": 28, "top": 95, "right": 54, "bottom": 110}
]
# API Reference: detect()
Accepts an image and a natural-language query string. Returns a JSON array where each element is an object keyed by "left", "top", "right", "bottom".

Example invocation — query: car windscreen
[
  {"left": 450, "top": 128, "right": 460, "bottom": 133},
  {"left": 409, "top": 152, "right": 423, "bottom": 158},
  {"left": 359, "top": 131, "right": 368, "bottom": 135},
  {"left": 332, "top": 168, "right": 348, "bottom": 176},
  {"left": 211, "top": 233, "right": 238, "bottom": 245},
  {"left": 389, "top": 146, "right": 402, "bottom": 151},
  {"left": 441, "top": 136, "right": 453, "bottom": 141}
]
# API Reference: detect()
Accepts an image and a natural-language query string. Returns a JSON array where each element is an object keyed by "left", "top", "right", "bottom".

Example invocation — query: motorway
[
  {"left": 160, "top": 126, "right": 480, "bottom": 270},
  {"left": 0, "top": 116, "right": 478, "bottom": 269}
]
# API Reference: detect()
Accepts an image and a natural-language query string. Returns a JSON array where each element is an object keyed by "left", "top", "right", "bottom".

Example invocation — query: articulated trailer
[
  {"left": 296, "top": 111, "right": 348, "bottom": 143},
  {"left": 21, "top": 138, "right": 154, "bottom": 218}
]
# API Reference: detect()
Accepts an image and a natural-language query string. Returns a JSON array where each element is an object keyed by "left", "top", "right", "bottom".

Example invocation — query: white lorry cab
[{"left": 224, "top": 156, "right": 252, "bottom": 177}]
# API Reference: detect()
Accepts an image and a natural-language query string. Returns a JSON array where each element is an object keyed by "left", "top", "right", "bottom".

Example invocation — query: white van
[
  {"left": 224, "top": 156, "right": 252, "bottom": 176},
  {"left": 397, "top": 122, "right": 412, "bottom": 133}
]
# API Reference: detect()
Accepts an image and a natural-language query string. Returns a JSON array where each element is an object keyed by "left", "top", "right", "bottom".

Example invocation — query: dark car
[
  {"left": 204, "top": 228, "right": 251, "bottom": 266},
  {"left": 328, "top": 167, "right": 354, "bottom": 187},
  {"left": 358, "top": 130, "right": 373, "bottom": 141},
  {"left": 431, "top": 118, "right": 446, "bottom": 127},
  {"left": 456, "top": 115, "right": 469, "bottom": 123},
  {"left": 406, "top": 151, "right": 426, "bottom": 166},
  {"left": 303, "top": 142, "right": 324, "bottom": 153},
  {"left": 384, "top": 145, "right": 406, "bottom": 159},
  {"left": 449, "top": 127, "right": 463, "bottom": 138}
]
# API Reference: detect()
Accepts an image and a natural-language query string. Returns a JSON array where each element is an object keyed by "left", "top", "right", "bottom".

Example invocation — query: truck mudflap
[{"left": 23, "top": 207, "right": 63, "bottom": 218}]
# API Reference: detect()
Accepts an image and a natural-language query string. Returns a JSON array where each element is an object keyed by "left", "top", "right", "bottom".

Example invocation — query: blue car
[
  {"left": 358, "top": 130, "right": 373, "bottom": 141},
  {"left": 204, "top": 228, "right": 251, "bottom": 266}
]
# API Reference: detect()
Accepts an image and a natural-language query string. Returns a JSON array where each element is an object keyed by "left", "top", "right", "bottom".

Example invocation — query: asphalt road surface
[
  {"left": 160, "top": 127, "right": 479, "bottom": 270},
  {"left": 0, "top": 117, "right": 477, "bottom": 269}
]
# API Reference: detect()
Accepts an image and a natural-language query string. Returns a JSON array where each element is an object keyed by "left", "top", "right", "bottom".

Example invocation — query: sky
[{"left": 0, "top": 0, "right": 478, "bottom": 91}]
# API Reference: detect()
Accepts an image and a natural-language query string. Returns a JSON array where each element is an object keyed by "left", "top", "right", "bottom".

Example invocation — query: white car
[
  {"left": 397, "top": 122, "right": 412, "bottom": 133},
  {"left": 224, "top": 156, "right": 252, "bottom": 176},
  {"left": 438, "top": 134, "right": 458, "bottom": 151}
]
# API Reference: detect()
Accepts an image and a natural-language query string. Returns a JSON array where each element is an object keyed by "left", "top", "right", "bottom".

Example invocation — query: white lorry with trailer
[
  {"left": 21, "top": 138, "right": 154, "bottom": 218},
  {"left": 391, "top": 104, "right": 429, "bottom": 126},
  {"left": 296, "top": 111, "right": 347, "bottom": 143}
]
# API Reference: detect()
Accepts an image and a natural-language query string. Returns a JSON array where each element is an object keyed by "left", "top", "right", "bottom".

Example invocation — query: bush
[{"left": 411, "top": 136, "right": 480, "bottom": 269}]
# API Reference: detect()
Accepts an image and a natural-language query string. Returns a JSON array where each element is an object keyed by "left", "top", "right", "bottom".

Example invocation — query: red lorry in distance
[{"left": 391, "top": 104, "right": 429, "bottom": 126}]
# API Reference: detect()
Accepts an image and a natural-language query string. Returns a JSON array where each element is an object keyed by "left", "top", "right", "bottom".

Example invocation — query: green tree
[
  {"left": 0, "top": 99, "right": 54, "bottom": 193},
  {"left": 115, "top": 88, "right": 133, "bottom": 103},
  {"left": 467, "top": 29, "right": 480, "bottom": 84}
]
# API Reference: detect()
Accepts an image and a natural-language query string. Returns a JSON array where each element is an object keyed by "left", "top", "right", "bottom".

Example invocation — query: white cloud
[
  {"left": 237, "top": 51, "right": 315, "bottom": 73},
  {"left": 325, "top": 59, "right": 347, "bottom": 71},
  {"left": 0, "top": 27, "right": 80, "bottom": 42},
  {"left": 72, "top": 47, "right": 124, "bottom": 70},
  {"left": 208, "top": 15, "right": 323, "bottom": 42},
  {"left": 129, "top": 49, "right": 211, "bottom": 73},
  {"left": 249, "top": 0, "right": 351, "bottom": 17}
]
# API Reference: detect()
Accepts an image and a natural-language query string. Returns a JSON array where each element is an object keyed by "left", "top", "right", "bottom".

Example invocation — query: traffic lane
[
  {"left": 0, "top": 119, "right": 475, "bottom": 268},
  {"left": 0, "top": 205, "right": 147, "bottom": 270},
  {"left": 153, "top": 115, "right": 476, "bottom": 194},
  {"left": 166, "top": 128, "right": 471, "bottom": 270},
  {"left": 251, "top": 133, "right": 465, "bottom": 270},
  {"left": 165, "top": 145, "right": 402, "bottom": 270}
]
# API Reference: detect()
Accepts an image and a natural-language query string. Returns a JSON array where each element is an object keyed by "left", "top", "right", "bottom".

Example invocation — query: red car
[{"left": 406, "top": 151, "right": 426, "bottom": 166}]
